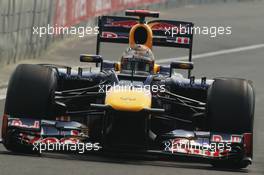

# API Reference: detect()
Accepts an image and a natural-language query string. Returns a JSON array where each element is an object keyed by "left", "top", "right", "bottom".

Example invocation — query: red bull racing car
[{"left": 1, "top": 10, "right": 255, "bottom": 169}]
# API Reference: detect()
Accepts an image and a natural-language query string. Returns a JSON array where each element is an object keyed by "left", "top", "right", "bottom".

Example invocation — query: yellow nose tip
[{"left": 105, "top": 87, "right": 151, "bottom": 112}]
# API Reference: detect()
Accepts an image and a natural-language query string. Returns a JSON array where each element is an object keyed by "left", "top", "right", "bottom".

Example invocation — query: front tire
[
  {"left": 3, "top": 64, "right": 57, "bottom": 153},
  {"left": 5, "top": 64, "right": 57, "bottom": 118},
  {"left": 207, "top": 78, "right": 254, "bottom": 133},
  {"left": 207, "top": 78, "right": 255, "bottom": 169}
]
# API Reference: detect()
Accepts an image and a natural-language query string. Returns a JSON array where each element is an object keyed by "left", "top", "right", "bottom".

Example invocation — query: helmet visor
[{"left": 121, "top": 57, "right": 152, "bottom": 75}]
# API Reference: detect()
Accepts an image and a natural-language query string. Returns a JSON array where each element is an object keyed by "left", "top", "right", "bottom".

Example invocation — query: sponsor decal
[
  {"left": 163, "top": 135, "right": 244, "bottom": 157},
  {"left": 176, "top": 37, "right": 190, "bottom": 44},
  {"left": 19, "top": 133, "right": 41, "bottom": 144},
  {"left": 212, "top": 135, "right": 223, "bottom": 142},
  {"left": 10, "top": 119, "right": 40, "bottom": 129},
  {"left": 102, "top": 32, "right": 118, "bottom": 38},
  {"left": 211, "top": 134, "right": 242, "bottom": 143},
  {"left": 71, "top": 130, "right": 80, "bottom": 136},
  {"left": 231, "top": 135, "right": 242, "bottom": 143},
  {"left": 149, "top": 22, "right": 176, "bottom": 31},
  {"left": 108, "top": 21, "right": 138, "bottom": 28}
]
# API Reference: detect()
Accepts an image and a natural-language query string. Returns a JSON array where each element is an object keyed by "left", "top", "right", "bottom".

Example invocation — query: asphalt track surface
[{"left": 0, "top": 1, "right": 264, "bottom": 175}]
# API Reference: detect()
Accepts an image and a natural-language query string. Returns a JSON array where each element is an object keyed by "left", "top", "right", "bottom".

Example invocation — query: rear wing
[{"left": 96, "top": 16, "right": 194, "bottom": 62}]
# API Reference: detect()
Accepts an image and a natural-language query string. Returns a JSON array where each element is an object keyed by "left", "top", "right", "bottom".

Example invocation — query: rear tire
[{"left": 207, "top": 78, "right": 255, "bottom": 169}]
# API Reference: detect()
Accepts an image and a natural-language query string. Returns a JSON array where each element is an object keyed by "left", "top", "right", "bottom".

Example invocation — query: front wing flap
[{"left": 2, "top": 115, "right": 252, "bottom": 161}]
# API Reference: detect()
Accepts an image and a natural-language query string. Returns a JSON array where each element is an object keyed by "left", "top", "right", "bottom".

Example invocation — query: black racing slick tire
[
  {"left": 5, "top": 64, "right": 57, "bottom": 118},
  {"left": 3, "top": 64, "right": 57, "bottom": 153},
  {"left": 207, "top": 78, "right": 255, "bottom": 134},
  {"left": 207, "top": 78, "right": 255, "bottom": 169}
]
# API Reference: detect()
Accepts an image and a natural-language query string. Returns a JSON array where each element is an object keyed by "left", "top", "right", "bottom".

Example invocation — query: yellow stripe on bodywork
[{"left": 105, "top": 87, "right": 151, "bottom": 112}]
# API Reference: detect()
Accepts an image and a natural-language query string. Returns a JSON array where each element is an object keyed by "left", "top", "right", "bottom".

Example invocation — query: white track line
[
  {"left": 0, "top": 43, "right": 264, "bottom": 100},
  {"left": 156, "top": 43, "right": 264, "bottom": 63}
]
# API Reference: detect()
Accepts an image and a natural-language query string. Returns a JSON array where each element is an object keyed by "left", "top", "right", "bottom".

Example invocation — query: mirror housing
[
  {"left": 80, "top": 54, "right": 102, "bottom": 64},
  {"left": 80, "top": 54, "right": 103, "bottom": 70},
  {"left": 170, "top": 61, "right": 194, "bottom": 76}
]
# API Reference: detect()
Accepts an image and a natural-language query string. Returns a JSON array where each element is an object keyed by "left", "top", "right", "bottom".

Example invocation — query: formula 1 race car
[{"left": 1, "top": 10, "right": 255, "bottom": 169}]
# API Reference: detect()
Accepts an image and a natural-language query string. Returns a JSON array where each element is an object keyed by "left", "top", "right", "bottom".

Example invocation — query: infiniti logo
[{"left": 120, "top": 97, "right": 136, "bottom": 101}]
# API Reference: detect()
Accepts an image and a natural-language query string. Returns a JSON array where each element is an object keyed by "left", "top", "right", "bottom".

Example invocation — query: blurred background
[{"left": 0, "top": 0, "right": 259, "bottom": 66}]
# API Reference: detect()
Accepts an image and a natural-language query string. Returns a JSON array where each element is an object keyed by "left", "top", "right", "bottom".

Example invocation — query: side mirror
[
  {"left": 170, "top": 61, "right": 193, "bottom": 76},
  {"left": 80, "top": 54, "right": 103, "bottom": 70},
  {"left": 80, "top": 54, "right": 102, "bottom": 63}
]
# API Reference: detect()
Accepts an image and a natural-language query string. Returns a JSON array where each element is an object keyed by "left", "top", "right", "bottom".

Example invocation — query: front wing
[{"left": 1, "top": 115, "right": 253, "bottom": 163}]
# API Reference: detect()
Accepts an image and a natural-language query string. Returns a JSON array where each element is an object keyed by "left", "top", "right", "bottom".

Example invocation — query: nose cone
[{"left": 105, "top": 86, "right": 151, "bottom": 112}]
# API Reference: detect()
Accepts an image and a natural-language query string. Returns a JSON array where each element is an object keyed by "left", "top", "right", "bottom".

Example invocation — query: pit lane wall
[{"left": 0, "top": 0, "right": 255, "bottom": 66}]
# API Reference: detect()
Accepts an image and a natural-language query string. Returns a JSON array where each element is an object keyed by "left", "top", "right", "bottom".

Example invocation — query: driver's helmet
[{"left": 120, "top": 45, "right": 155, "bottom": 75}]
